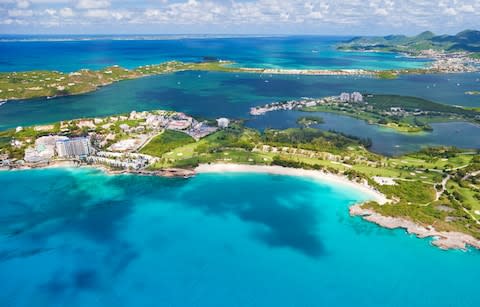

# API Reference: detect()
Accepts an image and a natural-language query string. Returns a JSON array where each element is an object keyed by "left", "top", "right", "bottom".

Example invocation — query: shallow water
[
  {"left": 0, "top": 168, "right": 479, "bottom": 307},
  {"left": 0, "top": 36, "right": 429, "bottom": 72}
]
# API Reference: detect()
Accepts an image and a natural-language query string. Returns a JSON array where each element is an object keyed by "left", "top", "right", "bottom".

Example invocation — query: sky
[{"left": 0, "top": 0, "right": 479, "bottom": 35}]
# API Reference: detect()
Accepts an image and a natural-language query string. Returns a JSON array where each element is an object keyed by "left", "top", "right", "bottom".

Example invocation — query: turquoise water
[
  {"left": 0, "top": 168, "right": 479, "bottom": 306},
  {"left": 1, "top": 71, "right": 479, "bottom": 155},
  {"left": 0, "top": 36, "right": 429, "bottom": 72}
]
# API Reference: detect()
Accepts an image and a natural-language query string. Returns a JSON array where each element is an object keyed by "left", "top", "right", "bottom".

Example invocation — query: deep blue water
[
  {"left": 0, "top": 168, "right": 479, "bottom": 307},
  {"left": 0, "top": 36, "right": 430, "bottom": 72},
  {"left": 1, "top": 71, "right": 479, "bottom": 155}
]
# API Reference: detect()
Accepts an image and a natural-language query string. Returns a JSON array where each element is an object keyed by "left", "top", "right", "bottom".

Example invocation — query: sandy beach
[
  {"left": 195, "top": 163, "right": 480, "bottom": 251},
  {"left": 195, "top": 163, "right": 388, "bottom": 204}
]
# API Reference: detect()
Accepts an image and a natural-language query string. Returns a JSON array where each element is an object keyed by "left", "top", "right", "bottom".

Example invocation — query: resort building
[
  {"left": 339, "top": 92, "right": 363, "bottom": 103},
  {"left": 24, "top": 135, "right": 68, "bottom": 163},
  {"left": 56, "top": 137, "right": 92, "bottom": 158},
  {"left": 351, "top": 92, "right": 363, "bottom": 102},
  {"left": 339, "top": 92, "right": 351, "bottom": 103}
]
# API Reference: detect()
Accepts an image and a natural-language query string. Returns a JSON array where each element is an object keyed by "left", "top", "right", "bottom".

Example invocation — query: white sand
[{"left": 195, "top": 163, "right": 388, "bottom": 204}]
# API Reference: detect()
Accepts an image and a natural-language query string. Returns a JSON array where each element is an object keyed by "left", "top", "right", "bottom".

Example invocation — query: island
[
  {"left": 338, "top": 30, "right": 480, "bottom": 78},
  {"left": 1, "top": 109, "right": 479, "bottom": 250}
]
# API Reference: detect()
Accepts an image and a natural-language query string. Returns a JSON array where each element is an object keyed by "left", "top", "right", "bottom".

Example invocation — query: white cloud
[
  {"left": 1, "top": 0, "right": 480, "bottom": 34},
  {"left": 84, "top": 9, "right": 109, "bottom": 18},
  {"left": 44, "top": 8, "right": 55, "bottom": 15},
  {"left": 17, "top": 0, "right": 30, "bottom": 9},
  {"left": 76, "top": 0, "right": 110, "bottom": 10},
  {"left": 8, "top": 9, "right": 33, "bottom": 17},
  {"left": 85, "top": 8, "right": 131, "bottom": 20},
  {"left": 443, "top": 7, "right": 457, "bottom": 16},
  {"left": 374, "top": 8, "right": 389, "bottom": 16},
  {"left": 59, "top": 7, "right": 74, "bottom": 17},
  {"left": 458, "top": 4, "right": 475, "bottom": 13}
]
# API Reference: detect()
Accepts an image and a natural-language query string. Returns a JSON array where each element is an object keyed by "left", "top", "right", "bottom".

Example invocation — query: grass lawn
[{"left": 140, "top": 130, "right": 195, "bottom": 157}]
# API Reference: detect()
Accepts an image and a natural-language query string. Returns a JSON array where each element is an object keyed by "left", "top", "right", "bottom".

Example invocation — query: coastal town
[
  {"left": 250, "top": 92, "right": 363, "bottom": 115},
  {"left": 0, "top": 110, "right": 225, "bottom": 174},
  {"left": 250, "top": 92, "right": 480, "bottom": 132},
  {"left": 420, "top": 50, "right": 480, "bottom": 73}
]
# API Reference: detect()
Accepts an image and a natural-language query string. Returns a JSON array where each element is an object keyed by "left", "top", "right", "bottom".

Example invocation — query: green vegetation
[
  {"left": 338, "top": 30, "right": 480, "bottom": 53},
  {"left": 296, "top": 115, "right": 324, "bottom": 127},
  {"left": 262, "top": 128, "right": 371, "bottom": 153},
  {"left": 140, "top": 130, "right": 195, "bottom": 157},
  {"left": 0, "top": 61, "right": 242, "bottom": 101},
  {"left": 377, "top": 71, "right": 398, "bottom": 79},
  {"left": 303, "top": 94, "right": 480, "bottom": 133},
  {"left": 378, "top": 180, "right": 435, "bottom": 204},
  {"left": 148, "top": 124, "right": 268, "bottom": 169},
  {"left": 365, "top": 95, "right": 475, "bottom": 115}
]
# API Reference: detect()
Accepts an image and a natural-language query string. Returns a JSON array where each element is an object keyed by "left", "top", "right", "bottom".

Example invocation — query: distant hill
[{"left": 338, "top": 30, "right": 480, "bottom": 53}]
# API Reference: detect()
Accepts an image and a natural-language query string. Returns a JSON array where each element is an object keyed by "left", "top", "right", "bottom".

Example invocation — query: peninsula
[{"left": 250, "top": 93, "right": 480, "bottom": 133}]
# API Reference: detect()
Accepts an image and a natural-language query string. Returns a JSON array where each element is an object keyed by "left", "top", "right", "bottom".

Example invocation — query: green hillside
[{"left": 338, "top": 30, "right": 480, "bottom": 53}]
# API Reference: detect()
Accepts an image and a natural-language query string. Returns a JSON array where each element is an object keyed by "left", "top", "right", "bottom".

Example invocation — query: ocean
[
  {"left": 0, "top": 168, "right": 479, "bottom": 307},
  {"left": 0, "top": 35, "right": 430, "bottom": 72}
]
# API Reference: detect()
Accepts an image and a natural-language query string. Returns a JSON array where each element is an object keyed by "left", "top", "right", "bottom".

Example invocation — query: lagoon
[
  {"left": 0, "top": 168, "right": 479, "bottom": 307},
  {"left": 247, "top": 110, "right": 480, "bottom": 155},
  {"left": 1, "top": 71, "right": 479, "bottom": 155}
]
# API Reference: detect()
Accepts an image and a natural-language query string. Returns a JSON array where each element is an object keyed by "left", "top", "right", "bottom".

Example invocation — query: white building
[
  {"left": 216, "top": 118, "right": 230, "bottom": 128},
  {"left": 24, "top": 135, "right": 68, "bottom": 163},
  {"left": 351, "top": 92, "right": 363, "bottom": 102},
  {"left": 56, "top": 137, "right": 91, "bottom": 158},
  {"left": 339, "top": 92, "right": 351, "bottom": 103},
  {"left": 339, "top": 92, "right": 363, "bottom": 103}
]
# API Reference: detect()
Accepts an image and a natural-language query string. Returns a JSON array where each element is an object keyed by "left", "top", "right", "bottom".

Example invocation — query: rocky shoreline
[
  {"left": 350, "top": 204, "right": 480, "bottom": 251},
  {"left": 1, "top": 160, "right": 195, "bottom": 178}
]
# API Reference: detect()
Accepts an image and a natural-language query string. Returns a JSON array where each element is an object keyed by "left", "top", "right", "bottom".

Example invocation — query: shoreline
[
  {"left": 4, "top": 161, "right": 479, "bottom": 251},
  {"left": 1, "top": 61, "right": 478, "bottom": 103},
  {"left": 195, "top": 163, "right": 480, "bottom": 251},
  {"left": 350, "top": 204, "right": 480, "bottom": 251},
  {"left": 195, "top": 163, "right": 388, "bottom": 204},
  {"left": 1, "top": 160, "right": 195, "bottom": 178}
]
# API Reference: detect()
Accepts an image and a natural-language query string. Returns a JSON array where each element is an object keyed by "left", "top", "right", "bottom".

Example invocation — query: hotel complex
[{"left": 55, "top": 137, "right": 92, "bottom": 158}]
